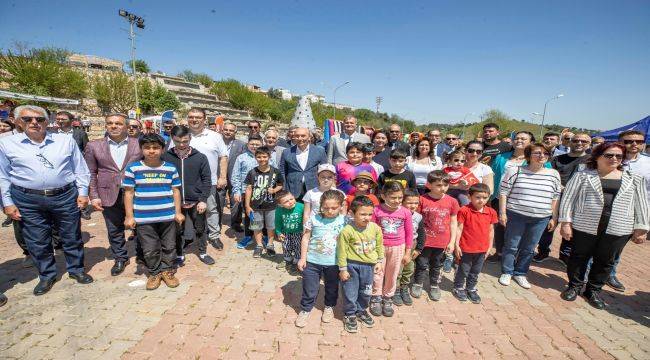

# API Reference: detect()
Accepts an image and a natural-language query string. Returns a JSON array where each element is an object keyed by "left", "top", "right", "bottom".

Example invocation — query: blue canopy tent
[{"left": 595, "top": 116, "right": 650, "bottom": 143}]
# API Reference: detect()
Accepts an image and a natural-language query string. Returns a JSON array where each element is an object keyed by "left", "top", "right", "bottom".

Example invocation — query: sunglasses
[
  {"left": 248, "top": 126, "right": 259, "bottom": 129},
  {"left": 451, "top": 159, "right": 466, "bottom": 163},
  {"left": 531, "top": 152, "right": 550, "bottom": 157},
  {"left": 21, "top": 116, "right": 47, "bottom": 123},
  {"left": 623, "top": 140, "right": 644, "bottom": 145},
  {"left": 571, "top": 139, "right": 590, "bottom": 144},
  {"left": 389, "top": 130, "right": 400, "bottom": 133},
  {"left": 466, "top": 148, "right": 483, "bottom": 154},
  {"left": 128, "top": 125, "right": 141, "bottom": 129},
  {"left": 445, "top": 137, "right": 458, "bottom": 141},
  {"left": 36, "top": 153, "right": 54, "bottom": 169},
  {"left": 602, "top": 153, "right": 623, "bottom": 160}
]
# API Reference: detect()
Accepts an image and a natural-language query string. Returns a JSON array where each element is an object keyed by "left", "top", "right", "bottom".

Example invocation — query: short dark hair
[
  {"left": 465, "top": 140, "right": 483, "bottom": 149},
  {"left": 139, "top": 133, "right": 166, "bottom": 148},
  {"left": 543, "top": 132, "right": 560, "bottom": 138},
  {"left": 0, "top": 118, "right": 15, "bottom": 130},
  {"left": 361, "top": 143, "right": 375, "bottom": 154},
  {"left": 403, "top": 189, "right": 419, "bottom": 200},
  {"left": 372, "top": 129, "right": 388, "bottom": 142},
  {"left": 56, "top": 111, "right": 74, "bottom": 121},
  {"left": 586, "top": 142, "right": 626, "bottom": 170},
  {"left": 170, "top": 125, "right": 190, "bottom": 138},
  {"left": 187, "top": 107, "right": 206, "bottom": 118},
  {"left": 381, "top": 181, "right": 404, "bottom": 195},
  {"left": 389, "top": 149, "right": 407, "bottom": 160},
  {"left": 618, "top": 130, "right": 645, "bottom": 140},
  {"left": 516, "top": 130, "right": 536, "bottom": 143},
  {"left": 274, "top": 190, "right": 293, "bottom": 202},
  {"left": 427, "top": 170, "right": 450, "bottom": 184},
  {"left": 346, "top": 141, "right": 365, "bottom": 154},
  {"left": 482, "top": 122, "right": 499, "bottom": 131},
  {"left": 255, "top": 145, "right": 271, "bottom": 157},
  {"left": 248, "top": 134, "right": 263, "bottom": 143},
  {"left": 523, "top": 143, "right": 551, "bottom": 162},
  {"left": 469, "top": 183, "right": 490, "bottom": 195},
  {"left": 350, "top": 195, "right": 376, "bottom": 213}
]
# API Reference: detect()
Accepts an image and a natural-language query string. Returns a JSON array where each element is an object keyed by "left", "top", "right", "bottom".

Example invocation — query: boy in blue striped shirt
[{"left": 123, "top": 134, "right": 185, "bottom": 290}]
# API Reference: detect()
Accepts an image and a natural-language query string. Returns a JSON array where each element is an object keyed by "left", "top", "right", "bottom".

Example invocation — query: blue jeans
[
  {"left": 300, "top": 262, "right": 339, "bottom": 312},
  {"left": 501, "top": 210, "right": 550, "bottom": 276},
  {"left": 342, "top": 262, "right": 374, "bottom": 316},
  {"left": 11, "top": 185, "right": 85, "bottom": 280}
]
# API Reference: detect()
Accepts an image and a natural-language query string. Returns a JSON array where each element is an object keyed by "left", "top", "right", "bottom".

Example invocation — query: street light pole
[
  {"left": 119, "top": 10, "right": 145, "bottom": 117},
  {"left": 540, "top": 94, "right": 564, "bottom": 138},
  {"left": 333, "top": 81, "right": 350, "bottom": 121}
]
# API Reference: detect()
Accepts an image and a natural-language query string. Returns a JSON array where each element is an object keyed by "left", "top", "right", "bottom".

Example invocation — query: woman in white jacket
[{"left": 558, "top": 142, "right": 649, "bottom": 309}]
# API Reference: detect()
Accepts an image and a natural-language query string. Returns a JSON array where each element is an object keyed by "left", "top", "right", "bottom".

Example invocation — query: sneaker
[
  {"left": 146, "top": 274, "right": 162, "bottom": 290},
  {"left": 532, "top": 252, "right": 550, "bottom": 263},
  {"left": 295, "top": 310, "right": 310, "bottom": 328},
  {"left": 356, "top": 310, "right": 374, "bottom": 328},
  {"left": 21, "top": 255, "right": 33, "bottom": 268},
  {"left": 322, "top": 306, "right": 334, "bottom": 323},
  {"left": 513, "top": 275, "right": 531, "bottom": 289},
  {"left": 486, "top": 253, "right": 501, "bottom": 264},
  {"left": 411, "top": 283, "right": 423, "bottom": 298},
  {"left": 498, "top": 274, "right": 512, "bottom": 286},
  {"left": 198, "top": 253, "right": 215, "bottom": 265},
  {"left": 392, "top": 290, "right": 404, "bottom": 307},
  {"left": 443, "top": 254, "right": 454, "bottom": 273},
  {"left": 266, "top": 243, "right": 276, "bottom": 256},
  {"left": 343, "top": 315, "right": 358, "bottom": 333},
  {"left": 428, "top": 286, "right": 441, "bottom": 301},
  {"left": 2, "top": 217, "right": 12, "bottom": 227},
  {"left": 210, "top": 238, "right": 224, "bottom": 250},
  {"left": 277, "top": 260, "right": 290, "bottom": 270},
  {"left": 173, "top": 256, "right": 185, "bottom": 268},
  {"left": 236, "top": 236, "right": 252, "bottom": 249},
  {"left": 161, "top": 271, "right": 180, "bottom": 288},
  {"left": 466, "top": 289, "right": 481, "bottom": 304},
  {"left": 382, "top": 298, "right": 394, "bottom": 317},
  {"left": 369, "top": 296, "right": 382, "bottom": 317},
  {"left": 606, "top": 276, "right": 625, "bottom": 292},
  {"left": 253, "top": 246, "right": 263, "bottom": 258},
  {"left": 400, "top": 286, "right": 413, "bottom": 306},
  {"left": 452, "top": 288, "right": 468, "bottom": 302}
]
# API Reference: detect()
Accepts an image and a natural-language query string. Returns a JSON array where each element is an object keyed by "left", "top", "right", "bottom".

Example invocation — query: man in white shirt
[
  {"left": 327, "top": 115, "right": 370, "bottom": 165},
  {"left": 182, "top": 108, "right": 228, "bottom": 249}
]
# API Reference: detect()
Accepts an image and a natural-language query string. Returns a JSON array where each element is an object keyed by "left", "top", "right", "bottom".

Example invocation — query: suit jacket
[
  {"left": 220, "top": 138, "right": 246, "bottom": 182},
  {"left": 84, "top": 137, "right": 142, "bottom": 207},
  {"left": 387, "top": 140, "right": 411, "bottom": 155},
  {"left": 434, "top": 143, "right": 452, "bottom": 159},
  {"left": 271, "top": 145, "right": 286, "bottom": 167},
  {"left": 280, "top": 144, "right": 327, "bottom": 198},
  {"left": 327, "top": 132, "right": 371, "bottom": 165}
]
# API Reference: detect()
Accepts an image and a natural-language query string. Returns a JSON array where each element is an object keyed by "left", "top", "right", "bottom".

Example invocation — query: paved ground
[{"left": 0, "top": 210, "right": 649, "bottom": 359}]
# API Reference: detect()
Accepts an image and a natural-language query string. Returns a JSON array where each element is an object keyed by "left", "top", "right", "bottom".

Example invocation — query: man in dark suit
[
  {"left": 387, "top": 124, "right": 411, "bottom": 154},
  {"left": 56, "top": 111, "right": 89, "bottom": 152},
  {"left": 218, "top": 121, "right": 246, "bottom": 232},
  {"left": 279, "top": 127, "right": 327, "bottom": 199},
  {"left": 327, "top": 116, "right": 371, "bottom": 165},
  {"left": 84, "top": 113, "right": 142, "bottom": 276}
]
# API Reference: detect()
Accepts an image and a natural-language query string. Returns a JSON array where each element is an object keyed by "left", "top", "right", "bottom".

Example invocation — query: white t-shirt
[
  {"left": 303, "top": 186, "right": 344, "bottom": 217},
  {"left": 470, "top": 162, "right": 494, "bottom": 182},
  {"left": 406, "top": 156, "right": 442, "bottom": 187},
  {"left": 624, "top": 153, "right": 650, "bottom": 201}
]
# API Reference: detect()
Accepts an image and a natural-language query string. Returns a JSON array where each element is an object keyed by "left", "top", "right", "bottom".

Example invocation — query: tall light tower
[
  {"left": 119, "top": 9, "right": 145, "bottom": 117},
  {"left": 540, "top": 94, "right": 564, "bottom": 138},
  {"left": 375, "top": 96, "right": 383, "bottom": 114},
  {"left": 333, "top": 81, "right": 349, "bottom": 120}
]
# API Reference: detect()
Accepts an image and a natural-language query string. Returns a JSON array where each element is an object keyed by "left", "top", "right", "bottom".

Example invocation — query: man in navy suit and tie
[{"left": 279, "top": 127, "right": 327, "bottom": 200}]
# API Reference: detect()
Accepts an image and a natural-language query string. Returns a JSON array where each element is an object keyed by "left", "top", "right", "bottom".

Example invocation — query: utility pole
[
  {"left": 119, "top": 10, "right": 145, "bottom": 117},
  {"left": 375, "top": 96, "right": 383, "bottom": 114}
]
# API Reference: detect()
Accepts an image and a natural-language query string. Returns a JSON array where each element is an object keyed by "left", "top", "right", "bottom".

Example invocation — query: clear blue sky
[{"left": 3, "top": 0, "right": 649, "bottom": 130}]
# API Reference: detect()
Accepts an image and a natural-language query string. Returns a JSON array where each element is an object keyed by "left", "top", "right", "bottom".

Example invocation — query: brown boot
[
  {"left": 146, "top": 274, "right": 161, "bottom": 290},
  {"left": 161, "top": 271, "right": 179, "bottom": 288}
]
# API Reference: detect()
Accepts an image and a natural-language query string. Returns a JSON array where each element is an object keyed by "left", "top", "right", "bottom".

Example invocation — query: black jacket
[{"left": 162, "top": 147, "right": 212, "bottom": 203}]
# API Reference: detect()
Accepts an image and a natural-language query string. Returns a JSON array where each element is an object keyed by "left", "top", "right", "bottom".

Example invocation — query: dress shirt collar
[
  {"left": 296, "top": 144, "right": 310, "bottom": 154},
  {"left": 107, "top": 136, "right": 128, "bottom": 146},
  {"left": 18, "top": 132, "right": 52, "bottom": 145}
]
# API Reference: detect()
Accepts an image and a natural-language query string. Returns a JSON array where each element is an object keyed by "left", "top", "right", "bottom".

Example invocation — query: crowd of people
[{"left": 0, "top": 104, "right": 648, "bottom": 334}]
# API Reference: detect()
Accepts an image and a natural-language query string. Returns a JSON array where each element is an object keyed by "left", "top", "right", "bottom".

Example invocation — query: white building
[
  {"left": 304, "top": 93, "right": 325, "bottom": 104},
  {"left": 279, "top": 88, "right": 293, "bottom": 101}
]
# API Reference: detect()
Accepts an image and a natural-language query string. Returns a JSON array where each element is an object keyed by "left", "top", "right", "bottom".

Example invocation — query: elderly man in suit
[
  {"left": 387, "top": 123, "right": 411, "bottom": 154},
  {"left": 428, "top": 129, "right": 452, "bottom": 159},
  {"left": 327, "top": 115, "right": 370, "bottom": 165},
  {"left": 280, "top": 127, "right": 327, "bottom": 199},
  {"left": 85, "top": 113, "right": 143, "bottom": 276},
  {"left": 264, "top": 128, "right": 286, "bottom": 166},
  {"left": 218, "top": 121, "right": 246, "bottom": 232}
]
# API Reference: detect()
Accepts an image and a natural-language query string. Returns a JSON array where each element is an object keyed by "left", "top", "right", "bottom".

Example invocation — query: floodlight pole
[{"left": 129, "top": 20, "right": 139, "bottom": 115}]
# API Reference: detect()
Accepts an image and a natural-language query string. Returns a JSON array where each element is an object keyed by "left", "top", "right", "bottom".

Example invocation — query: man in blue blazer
[
  {"left": 427, "top": 129, "right": 452, "bottom": 159},
  {"left": 279, "top": 127, "right": 327, "bottom": 199}
]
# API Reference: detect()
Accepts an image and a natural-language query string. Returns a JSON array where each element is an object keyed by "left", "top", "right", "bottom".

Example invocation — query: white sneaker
[
  {"left": 513, "top": 275, "right": 531, "bottom": 289},
  {"left": 499, "top": 274, "right": 512, "bottom": 286},
  {"left": 321, "top": 306, "right": 334, "bottom": 323},
  {"left": 295, "top": 310, "right": 310, "bottom": 328}
]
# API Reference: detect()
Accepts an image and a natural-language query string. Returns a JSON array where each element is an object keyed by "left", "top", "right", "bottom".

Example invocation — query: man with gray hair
[
  {"left": 264, "top": 128, "right": 286, "bottom": 166},
  {"left": 218, "top": 121, "right": 246, "bottom": 232},
  {"left": 327, "top": 115, "right": 370, "bottom": 165},
  {"left": 0, "top": 105, "right": 92, "bottom": 295},
  {"left": 278, "top": 125, "right": 297, "bottom": 148}
]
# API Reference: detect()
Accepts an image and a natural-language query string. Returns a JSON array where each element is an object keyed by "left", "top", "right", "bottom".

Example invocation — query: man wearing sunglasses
[
  {"left": 247, "top": 120, "right": 262, "bottom": 139},
  {"left": 534, "top": 133, "right": 591, "bottom": 265},
  {"left": 553, "top": 131, "right": 575, "bottom": 157},
  {"left": 0, "top": 105, "right": 92, "bottom": 295},
  {"left": 127, "top": 119, "right": 143, "bottom": 139}
]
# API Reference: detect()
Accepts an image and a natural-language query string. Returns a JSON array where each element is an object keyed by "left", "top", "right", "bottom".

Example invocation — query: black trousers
[
  {"left": 567, "top": 228, "right": 629, "bottom": 293},
  {"left": 453, "top": 253, "right": 486, "bottom": 290},
  {"left": 101, "top": 193, "right": 128, "bottom": 261},
  {"left": 414, "top": 247, "right": 446, "bottom": 286},
  {"left": 176, "top": 206, "right": 208, "bottom": 256},
  {"left": 136, "top": 221, "right": 176, "bottom": 275},
  {"left": 218, "top": 185, "right": 243, "bottom": 229},
  {"left": 490, "top": 198, "right": 505, "bottom": 253},
  {"left": 300, "top": 262, "right": 339, "bottom": 312},
  {"left": 537, "top": 229, "right": 573, "bottom": 257}
]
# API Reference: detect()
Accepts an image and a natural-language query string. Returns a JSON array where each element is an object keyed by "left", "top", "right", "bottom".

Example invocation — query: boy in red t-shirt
[
  {"left": 412, "top": 170, "right": 459, "bottom": 301},
  {"left": 452, "top": 183, "right": 497, "bottom": 304}
]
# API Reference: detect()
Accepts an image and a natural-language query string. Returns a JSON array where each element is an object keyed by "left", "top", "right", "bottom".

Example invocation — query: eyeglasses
[
  {"left": 128, "top": 125, "right": 141, "bottom": 129},
  {"left": 389, "top": 130, "right": 400, "bottom": 133},
  {"left": 36, "top": 153, "right": 54, "bottom": 169},
  {"left": 571, "top": 139, "right": 590, "bottom": 144},
  {"left": 466, "top": 148, "right": 483, "bottom": 154},
  {"left": 429, "top": 134, "right": 441, "bottom": 137},
  {"left": 602, "top": 153, "right": 623, "bottom": 160},
  {"left": 355, "top": 179, "right": 373, "bottom": 185},
  {"left": 623, "top": 140, "right": 644, "bottom": 145},
  {"left": 21, "top": 116, "right": 47, "bottom": 123},
  {"left": 531, "top": 152, "right": 550, "bottom": 157}
]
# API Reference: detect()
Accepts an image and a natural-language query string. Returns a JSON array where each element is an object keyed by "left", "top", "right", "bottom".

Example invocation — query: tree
[
  {"left": 0, "top": 46, "right": 88, "bottom": 99},
  {"left": 267, "top": 87, "right": 282, "bottom": 100},
  {"left": 177, "top": 70, "right": 214, "bottom": 87},
  {"left": 92, "top": 72, "right": 136, "bottom": 114},
  {"left": 139, "top": 81, "right": 181, "bottom": 114},
  {"left": 127, "top": 59, "right": 150, "bottom": 74}
]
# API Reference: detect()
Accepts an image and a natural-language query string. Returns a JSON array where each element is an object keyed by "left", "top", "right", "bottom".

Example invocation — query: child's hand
[
  {"left": 297, "top": 259, "right": 306, "bottom": 272},
  {"left": 454, "top": 245, "right": 462, "bottom": 259},
  {"left": 411, "top": 249, "right": 420, "bottom": 259},
  {"left": 124, "top": 216, "right": 136, "bottom": 229},
  {"left": 445, "top": 242, "right": 454, "bottom": 254},
  {"left": 233, "top": 194, "right": 242, "bottom": 203},
  {"left": 175, "top": 213, "right": 185, "bottom": 225},
  {"left": 245, "top": 206, "right": 253, "bottom": 216},
  {"left": 374, "top": 262, "right": 383, "bottom": 274},
  {"left": 339, "top": 270, "right": 350, "bottom": 282},
  {"left": 401, "top": 252, "right": 411, "bottom": 266}
]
